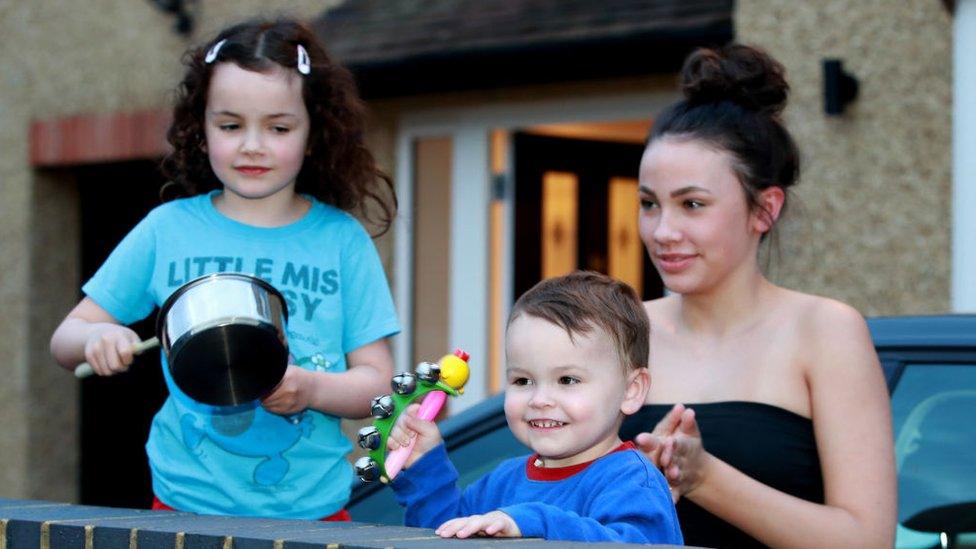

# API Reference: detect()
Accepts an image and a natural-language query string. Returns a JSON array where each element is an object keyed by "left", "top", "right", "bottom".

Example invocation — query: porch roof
[{"left": 313, "top": 0, "right": 734, "bottom": 98}]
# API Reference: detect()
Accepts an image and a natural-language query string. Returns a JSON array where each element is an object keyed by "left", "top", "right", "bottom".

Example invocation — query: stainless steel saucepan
[{"left": 76, "top": 273, "right": 289, "bottom": 406}]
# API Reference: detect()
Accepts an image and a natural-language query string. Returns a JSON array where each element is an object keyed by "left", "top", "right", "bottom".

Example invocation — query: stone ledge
[{"left": 0, "top": 498, "right": 680, "bottom": 548}]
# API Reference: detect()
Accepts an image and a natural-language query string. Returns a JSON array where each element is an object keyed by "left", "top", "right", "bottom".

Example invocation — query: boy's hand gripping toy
[{"left": 354, "top": 349, "right": 470, "bottom": 483}]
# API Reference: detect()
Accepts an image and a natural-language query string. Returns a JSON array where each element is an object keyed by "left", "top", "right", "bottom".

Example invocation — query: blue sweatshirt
[{"left": 391, "top": 442, "right": 683, "bottom": 544}]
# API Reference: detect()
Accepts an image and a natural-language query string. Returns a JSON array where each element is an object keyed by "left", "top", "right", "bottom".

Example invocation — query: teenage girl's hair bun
[{"left": 681, "top": 44, "right": 789, "bottom": 116}]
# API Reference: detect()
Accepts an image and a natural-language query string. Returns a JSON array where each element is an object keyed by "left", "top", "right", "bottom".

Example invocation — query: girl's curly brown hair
[{"left": 160, "top": 18, "right": 396, "bottom": 235}]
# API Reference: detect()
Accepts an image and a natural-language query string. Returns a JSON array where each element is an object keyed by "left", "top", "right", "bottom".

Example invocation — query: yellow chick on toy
[{"left": 439, "top": 349, "right": 470, "bottom": 393}]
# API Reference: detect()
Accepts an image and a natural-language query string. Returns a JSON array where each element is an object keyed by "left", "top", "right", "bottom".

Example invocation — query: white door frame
[
  {"left": 954, "top": 0, "right": 976, "bottom": 312},
  {"left": 393, "top": 90, "right": 676, "bottom": 410}
]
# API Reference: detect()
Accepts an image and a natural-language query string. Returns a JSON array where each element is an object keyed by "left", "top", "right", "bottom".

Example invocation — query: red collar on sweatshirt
[{"left": 525, "top": 441, "right": 636, "bottom": 481}]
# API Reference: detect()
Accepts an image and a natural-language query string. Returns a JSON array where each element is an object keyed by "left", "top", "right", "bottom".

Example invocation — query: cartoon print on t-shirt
[
  {"left": 294, "top": 352, "right": 334, "bottom": 371},
  {"left": 181, "top": 408, "right": 314, "bottom": 486}
]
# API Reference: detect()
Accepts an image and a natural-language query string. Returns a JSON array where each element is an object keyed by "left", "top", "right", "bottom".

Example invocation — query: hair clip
[
  {"left": 205, "top": 39, "right": 227, "bottom": 64},
  {"left": 297, "top": 44, "right": 311, "bottom": 75}
]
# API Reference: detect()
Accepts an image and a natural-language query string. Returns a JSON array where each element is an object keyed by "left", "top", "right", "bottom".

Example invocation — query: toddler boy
[{"left": 388, "top": 271, "right": 682, "bottom": 544}]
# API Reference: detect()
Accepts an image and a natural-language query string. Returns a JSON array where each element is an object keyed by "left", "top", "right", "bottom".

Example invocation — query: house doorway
[
  {"left": 512, "top": 132, "right": 663, "bottom": 301},
  {"left": 393, "top": 91, "right": 676, "bottom": 402},
  {"left": 75, "top": 159, "right": 167, "bottom": 508}
]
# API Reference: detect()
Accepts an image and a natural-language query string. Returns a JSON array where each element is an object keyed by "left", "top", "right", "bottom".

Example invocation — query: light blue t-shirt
[{"left": 83, "top": 192, "right": 400, "bottom": 519}]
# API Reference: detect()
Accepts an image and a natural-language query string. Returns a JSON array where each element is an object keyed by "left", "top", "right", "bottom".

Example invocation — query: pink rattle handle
[{"left": 384, "top": 390, "right": 447, "bottom": 480}]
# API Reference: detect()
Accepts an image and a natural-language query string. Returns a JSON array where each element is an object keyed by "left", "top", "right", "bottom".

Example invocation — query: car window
[
  {"left": 450, "top": 426, "right": 531, "bottom": 489},
  {"left": 348, "top": 423, "right": 529, "bottom": 525},
  {"left": 892, "top": 364, "right": 976, "bottom": 548}
]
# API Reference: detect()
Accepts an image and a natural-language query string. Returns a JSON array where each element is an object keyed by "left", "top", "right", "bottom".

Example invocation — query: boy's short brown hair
[{"left": 508, "top": 271, "right": 649, "bottom": 371}]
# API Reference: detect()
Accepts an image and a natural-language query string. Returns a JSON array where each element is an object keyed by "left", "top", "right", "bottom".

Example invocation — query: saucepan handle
[{"left": 74, "top": 336, "right": 161, "bottom": 379}]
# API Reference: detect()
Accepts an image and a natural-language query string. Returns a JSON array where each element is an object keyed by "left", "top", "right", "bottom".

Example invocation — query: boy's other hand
[
  {"left": 387, "top": 403, "right": 443, "bottom": 468},
  {"left": 436, "top": 511, "right": 521, "bottom": 538},
  {"left": 84, "top": 324, "right": 141, "bottom": 376},
  {"left": 261, "top": 365, "right": 311, "bottom": 415}
]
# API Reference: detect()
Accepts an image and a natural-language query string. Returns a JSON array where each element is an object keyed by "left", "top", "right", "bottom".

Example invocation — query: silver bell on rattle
[
  {"left": 353, "top": 455, "right": 380, "bottom": 482},
  {"left": 370, "top": 394, "right": 395, "bottom": 419}
]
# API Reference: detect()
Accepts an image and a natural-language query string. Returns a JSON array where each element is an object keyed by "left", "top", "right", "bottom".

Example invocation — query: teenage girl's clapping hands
[{"left": 635, "top": 404, "right": 706, "bottom": 502}]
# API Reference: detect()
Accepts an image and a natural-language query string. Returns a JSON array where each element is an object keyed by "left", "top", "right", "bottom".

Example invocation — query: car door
[{"left": 873, "top": 317, "right": 976, "bottom": 548}]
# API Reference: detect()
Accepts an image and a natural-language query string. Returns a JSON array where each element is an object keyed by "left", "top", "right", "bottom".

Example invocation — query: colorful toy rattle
[{"left": 354, "top": 349, "right": 470, "bottom": 483}]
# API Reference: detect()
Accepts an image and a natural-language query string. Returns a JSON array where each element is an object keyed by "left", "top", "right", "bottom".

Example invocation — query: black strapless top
[{"left": 620, "top": 402, "right": 824, "bottom": 548}]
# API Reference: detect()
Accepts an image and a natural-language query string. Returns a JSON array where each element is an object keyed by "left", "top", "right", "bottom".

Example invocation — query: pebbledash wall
[
  {"left": 736, "top": 0, "right": 952, "bottom": 315},
  {"left": 0, "top": 0, "right": 954, "bottom": 503}
]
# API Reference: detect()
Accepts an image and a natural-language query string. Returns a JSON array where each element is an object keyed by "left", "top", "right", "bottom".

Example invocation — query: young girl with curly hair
[{"left": 50, "top": 17, "right": 399, "bottom": 520}]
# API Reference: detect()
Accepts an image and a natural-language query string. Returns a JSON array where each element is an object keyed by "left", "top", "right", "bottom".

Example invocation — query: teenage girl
[
  {"left": 50, "top": 18, "right": 400, "bottom": 520},
  {"left": 621, "top": 44, "right": 896, "bottom": 547}
]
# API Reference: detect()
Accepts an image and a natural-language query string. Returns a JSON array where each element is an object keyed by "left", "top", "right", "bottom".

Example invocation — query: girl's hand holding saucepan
[
  {"left": 261, "top": 365, "right": 312, "bottom": 415},
  {"left": 635, "top": 403, "right": 708, "bottom": 502},
  {"left": 83, "top": 324, "right": 142, "bottom": 376},
  {"left": 387, "top": 403, "right": 443, "bottom": 469}
]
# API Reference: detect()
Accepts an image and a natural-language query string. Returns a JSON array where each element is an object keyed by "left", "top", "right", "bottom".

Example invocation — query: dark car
[{"left": 348, "top": 315, "right": 976, "bottom": 547}]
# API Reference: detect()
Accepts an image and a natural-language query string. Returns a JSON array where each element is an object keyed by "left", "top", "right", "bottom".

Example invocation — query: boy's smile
[
  {"left": 527, "top": 419, "right": 565, "bottom": 429},
  {"left": 504, "top": 314, "right": 647, "bottom": 469}
]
